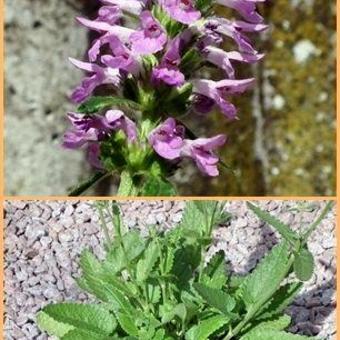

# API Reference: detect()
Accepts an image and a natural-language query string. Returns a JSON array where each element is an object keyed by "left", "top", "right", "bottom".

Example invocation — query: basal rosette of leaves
[
  {"left": 37, "top": 201, "right": 333, "bottom": 339},
  {"left": 63, "top": 0, "right": 268, "bottom": 196}
]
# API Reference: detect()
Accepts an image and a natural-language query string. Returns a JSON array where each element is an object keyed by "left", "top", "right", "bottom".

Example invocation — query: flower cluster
[{"left": 63, "top": 0, "right": 267, "bottom": 193}]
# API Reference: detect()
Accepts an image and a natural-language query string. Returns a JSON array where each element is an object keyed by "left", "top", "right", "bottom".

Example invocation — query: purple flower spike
[
  {"left": 161, "top": 0, "right": 201, "bottom": 25},
  {"left": 130, "top": 11, "right": 167, "bottom": 55},
  {"left": 152, "top": 38, "right": 185, "bottom": 86},
  {"left": 103, "top": 110, "right": 138, "bottom": 141},
  {"left": 181, "top": 135, "right": 227, "bottom": 176},
  {"left": 192, "top": 78, "right": 255, "bottom": 118},
  {"left": 149, "top": 118, "right": 185, "bottom": 160},
  {"left": 216, "top": 0, "right": 265, "bottom": 24},
  {"left": 69, "top": 58, "right": 121, "bottom": 104}
]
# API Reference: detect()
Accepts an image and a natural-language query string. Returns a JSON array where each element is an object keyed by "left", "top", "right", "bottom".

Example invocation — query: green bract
[{"left": 37, "top": 201, "right": 333, "bottom": 339}]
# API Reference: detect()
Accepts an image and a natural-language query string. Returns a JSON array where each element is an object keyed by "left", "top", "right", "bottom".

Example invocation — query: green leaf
[
  {"left": 79, "top": 250, "right": 101, "bottom": 275},
  {"left": 105, "top": 230, "right": 146, "bottom": 273},
  {"left": 193, "top": 283, "right": 236, "bottom": 315},
  {"left": 160, "top": 303, "right": 187, "bottom": 324},
  {"left": 240, "top": 329, "right": 313, "bottom": 340},
  {"left": 229, "top": 275, "right": 246, "bottom": 290},
  {"left": 61, "top": 328, "right": 115, "bottom": 340},
  {"left": 117, "top": 171, "right": 139, "bottom": 196},
  {"left": 39, "top": 303, "right": 116, "bottom": 336},
  {"left": 246, "top": 315, "right": 292, "bottom": 334},
  {"left": 171, "top": 245, "right": 201, "bottom": 289},
  {"left": 153, "top": 329, "right": 166, "bottom": 340},
  {"left": 116, "top": 312, "right": 139, "bottom": 337},
  {"left": 37, "top": 311, "right": 74, "bottom": 337},
  {"left": 185, "top": 315, "right": 229, "bottom": 340},
  {"left": 77, "top": 250, "right": 137, "bottom": 299},
  {"left": 147, "top": 284, "right": 161, "bottom": 304},
  {"left": 247, "top": 202, "right": 299, "bottom": 245},
  {"left": 164, "top": 246, "right": 175, "bottom": 274},
  {"left": 201, "top": 250, "right": 227, "bottom": 289},
  {"left": 136, "top": 240, "right": 160, "bottom": 282},
  {"left": 256, "top": 282, "right": 303, "bottom": 320},
  {"left": 141, "top": 176, "right": 177, "bottom": 196},
  {"left": 238, "top": 242, "right": 290, "bottom": 310},
  {"left": 78, "top": 96, "right": 140, "bottom": 114},
  {"left": 179, "top": 201, "right": 226, "bottom": 239},
  {"left": 293, "top": 248, "right": 314, "bottom": 281}
]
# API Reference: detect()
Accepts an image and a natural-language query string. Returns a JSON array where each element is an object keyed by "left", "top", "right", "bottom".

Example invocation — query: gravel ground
[{"left": 4, "top": 200, "right": 336, "bottom": 339}]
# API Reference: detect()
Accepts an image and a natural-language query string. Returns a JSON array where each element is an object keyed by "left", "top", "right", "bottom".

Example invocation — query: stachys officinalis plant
[{"left": 63, "top": 0, "right": 268, "bottom": 196}]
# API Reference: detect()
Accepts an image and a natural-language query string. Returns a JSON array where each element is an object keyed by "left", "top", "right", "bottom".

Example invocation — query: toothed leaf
[
  {"left": 240, "top": 329, "right": 313, "bottom": 340},
  {"left": 193, "top": 283, "right": 236, "bottom": 315},
  {"left": 38, "top": 303, "right": 116, "bottom": 336},
  {"left": 185, "top": 315, "right": 229, "bottom": 340},
  {"left": 201, "top": 250, "right": 227, "bottom": 289},
  {"left": 115, "top": 312, "right": 139, "bottom": 337},
  {"left": 238, "top": 242, "right": 290, "bottom": 310},
  {"left": 136, "top": 240, "right": 160, "bottom": 282},
  {"left": 247, "top": 202, "right": 298, "bottom": 244},
  {"left": 256, "top": 282, "right": 303, "bottom": 320}
]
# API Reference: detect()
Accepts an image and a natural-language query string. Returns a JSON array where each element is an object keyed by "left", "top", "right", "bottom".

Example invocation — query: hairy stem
[
  {"left": 96, "top": 203, "right": 112, "bottom": 250},
  {"left": 198, "top": 202, "right": 218, "bottom": 282},
  {"left": 302, "top": 201, "right": 334, "bottom": 245}
]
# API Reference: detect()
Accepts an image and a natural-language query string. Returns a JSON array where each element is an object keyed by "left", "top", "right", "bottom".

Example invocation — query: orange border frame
[{"left": 0, "top": 0, "right": 339, "bottom": 340}]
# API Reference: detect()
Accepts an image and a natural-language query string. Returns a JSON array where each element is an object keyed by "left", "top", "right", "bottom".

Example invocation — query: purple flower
[
  {"left": 87, "top": 143, "right": 103, "bottom": 169},
  {"left": 63, "top": 113, "right": 104, "bottom": 149},
  {"left": 103, "top": 110, "right": 138, "bottom": 142},
  {"left": 192, "top": 78, "right": 255, "bottom": 118},
  {"left": 100, "top": 0, "right": 145, "bottom": 16},
  {"left": 216, "top": 0, "right": 265, "bottom": 24},
  {"left": 130, "top": 11, "right": 167, "bottom": 55},
  {"left": 202, "top": 45, "right": 264, "bottom": 78},
  {"left": 149, "top": 118, "right": 185, "bottom": 159},
  {"left": 193, "top": 95, "right": 216, "bottom": 114},
  {"left": 77, "top": 17, "right": 135, "bottom": 44},
  {"left": 152, "top": 38, "right": 185, "bottom": 86},
  {"left": 181, "top": 134, "right": 227, "bottom": 176},
  {"left": 63, "top": 110, "right": 137, "bottom": 150},
  {"left": 69, "top": 58, "right": 121, "bottom": 104},
  {"left": 161, "top": 0, "right": 201, "bottom": 25},
  {"left": 203, "top": 18, "right": 259, "bottom": 55},
  {"left": 96, "top": 5, "right": 122, "bottom": 24},
  {"left": 149, "top": 119, "right": 226, "bottom": 176},
  {"left": 100, "top": 35, "right": 140, "bottom": 75}
]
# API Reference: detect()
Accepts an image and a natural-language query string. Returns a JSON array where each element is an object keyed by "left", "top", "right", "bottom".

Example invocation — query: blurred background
[{"left": 4, "top": 0, "right": 336, "bottom": 196}]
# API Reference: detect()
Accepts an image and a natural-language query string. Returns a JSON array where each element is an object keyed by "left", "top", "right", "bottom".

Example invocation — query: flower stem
[{"left": 68, "top": 171, "right": 109, "bottom": 196}]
